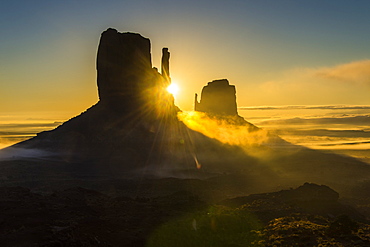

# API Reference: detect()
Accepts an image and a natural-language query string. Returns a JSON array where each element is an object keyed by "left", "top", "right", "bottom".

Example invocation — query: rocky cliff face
[
  {"left": 195, "top": 79, "right": 238, "bottom": 116},
  {"left": 96, "top": 28, "right": 172, "bottom": 114}
]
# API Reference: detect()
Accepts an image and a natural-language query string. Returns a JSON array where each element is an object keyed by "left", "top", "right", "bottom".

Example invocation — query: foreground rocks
[
  {"left": 0, "top": 183, "right": 369, "bottom": 246},
  {"left": 0, "top": 186, "right": 205, "bottom": 246}
]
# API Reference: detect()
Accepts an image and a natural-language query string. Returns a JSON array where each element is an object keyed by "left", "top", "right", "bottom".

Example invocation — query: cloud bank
[
  {"left": 0, "top": 121, "right": 62, "bottom": 149},
  {"left": 239, "top": 105, "right": 370, "bottom": 111},
  {"left": 259, "top": 115, "right": 370, "bottom": 126},
  {"left": 315, "top": 60, "right": 370, "bottom": 85}
]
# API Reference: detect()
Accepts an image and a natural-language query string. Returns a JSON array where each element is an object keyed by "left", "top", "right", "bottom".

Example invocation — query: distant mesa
[{"left": 194, "top": 79, "right": 238, "bottom": 116}]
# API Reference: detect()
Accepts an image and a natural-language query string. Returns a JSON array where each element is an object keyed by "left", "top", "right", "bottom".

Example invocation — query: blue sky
[{"left": 1, "top": 0, "right": 370, "bottom": 114}]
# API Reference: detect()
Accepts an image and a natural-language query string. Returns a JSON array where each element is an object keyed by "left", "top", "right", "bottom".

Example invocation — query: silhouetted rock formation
[
  {"left": 195, "top": 79, "right": 238, "bottom": 116},
  {"left": 97, "top": 29, "right": 150, "bottom": 109},
  {"left": 97, "top": 28, "right": 172, "bottom": 114},
  {"left": 4, "top": 28, "right": 260, "bottom": 176},
  {"left": 161, "top": 48, "right": 170, "bottom": 83}
]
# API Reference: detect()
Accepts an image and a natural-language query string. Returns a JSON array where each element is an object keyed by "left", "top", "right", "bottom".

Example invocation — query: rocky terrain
[{"left": 0, "top": 183, "right": 369, "bottom": 246}]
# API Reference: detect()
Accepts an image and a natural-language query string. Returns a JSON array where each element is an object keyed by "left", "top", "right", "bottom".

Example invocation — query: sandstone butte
[{"left": 7, "top": 28, "right": 259, "bottom": 176}]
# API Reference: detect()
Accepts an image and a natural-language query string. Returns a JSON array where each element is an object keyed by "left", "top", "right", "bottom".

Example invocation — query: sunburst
[{"left": 166, "top": 83, "right": 180, "bottom": 97}]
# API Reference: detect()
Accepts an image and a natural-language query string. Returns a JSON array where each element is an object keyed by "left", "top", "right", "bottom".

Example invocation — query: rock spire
[
  {"left": 96, "top": 28, "right": 174, "bottom": 115},
  {"left": 161, "top": 48, "right": 170, "bottom": 83}
]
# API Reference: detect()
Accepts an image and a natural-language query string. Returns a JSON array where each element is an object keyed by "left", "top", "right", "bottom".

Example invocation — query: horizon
[{"left": 2, "top": 103, "right": 370, "bottom": 165}]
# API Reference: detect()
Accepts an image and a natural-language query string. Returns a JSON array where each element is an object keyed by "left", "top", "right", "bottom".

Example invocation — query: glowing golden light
[{"left": 166, "top": 83, "right": 180, "bottom": 96}]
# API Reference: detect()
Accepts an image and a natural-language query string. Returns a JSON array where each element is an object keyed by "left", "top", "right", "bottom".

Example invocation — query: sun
[{"left": 166, "top": 83, "right": 180, "bottom": 96}]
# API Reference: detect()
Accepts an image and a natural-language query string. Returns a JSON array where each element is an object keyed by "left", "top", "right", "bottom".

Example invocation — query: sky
[{"left": 1, "top": 0, "right": 370, "bottom": 118}]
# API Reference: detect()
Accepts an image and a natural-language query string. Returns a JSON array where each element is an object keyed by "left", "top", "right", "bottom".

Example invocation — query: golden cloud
[{"left": 315, "top": 60, "right": 370, "bottom": 84}]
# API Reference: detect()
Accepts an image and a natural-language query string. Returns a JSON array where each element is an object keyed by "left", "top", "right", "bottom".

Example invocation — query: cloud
[
  {"left": 239, "top": 105, "right": 370, "bottom": 111},
  {"left": 315, "top": 60, "right": 370, "bottom": 85},
  {"left": 273, "top": 128, "right": 370, "bottom": 138},
  {"left": 251, "top": 60, "right": 370, "bottom": 105},
  {"left": 0, "top": 122, "right": 62, "bottom": 130},
  {"left": 177, "top": 111, "right": 285, "bottom": 158},
  {"left": 0, "top": 136, "right": 32, "bottom": 150},
  {"left": 0, "top": 121, "right": 61, "bottom": 149},
  {"left": 259, "top": 115, "right": 370, "bottom": 126},
  {"left": 319, "top": 140, "right": 370, "bottom": 147}
]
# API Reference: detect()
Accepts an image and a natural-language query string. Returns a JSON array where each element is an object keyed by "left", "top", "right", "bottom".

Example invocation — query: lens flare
[{"left": 166, "top": 83, "right": 179, "bottom": 96}]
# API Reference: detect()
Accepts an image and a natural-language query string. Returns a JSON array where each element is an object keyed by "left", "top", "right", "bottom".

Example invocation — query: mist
[{"left": 178, "top": 111, "right": 285, "bottom": 158}]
